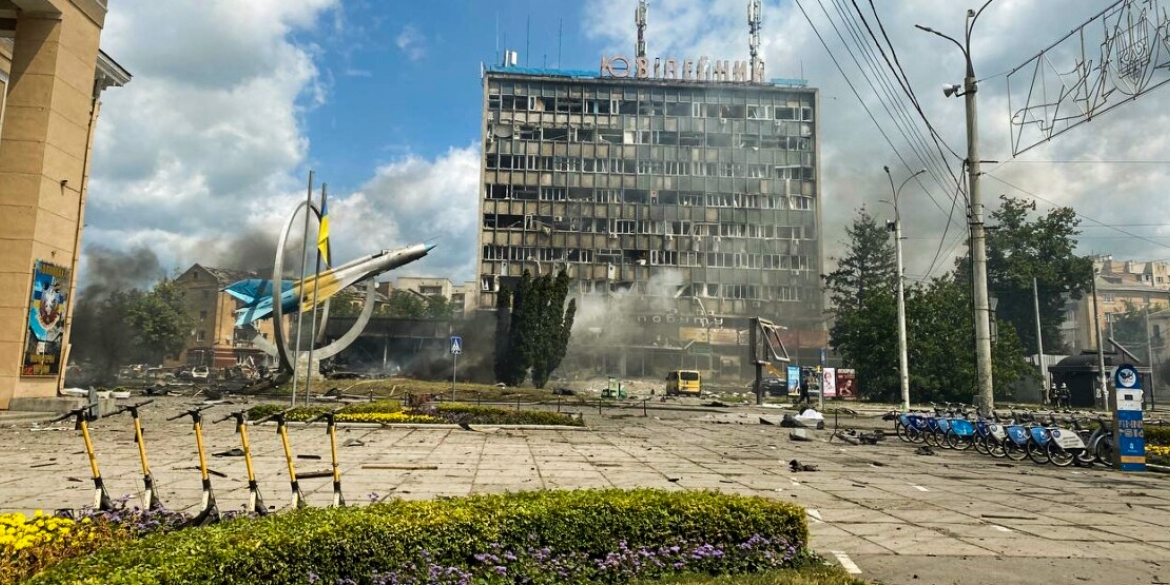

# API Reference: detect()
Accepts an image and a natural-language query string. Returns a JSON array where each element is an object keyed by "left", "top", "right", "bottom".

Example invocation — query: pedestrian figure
[
  {"left": 1059, "top": 382, "right": 1070, "bottom": 409},
  {"left": 798, "top": 375, "right": 811, "bottom": 406}
]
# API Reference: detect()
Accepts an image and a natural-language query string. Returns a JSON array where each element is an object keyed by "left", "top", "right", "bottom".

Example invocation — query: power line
[
  {"left": 982, "top": 172, "right": 1170, "bottom": 255},
  {"left": 814, "top": 0, "right": 959, "bottom": 222},
  {"left": 794, "top": 0, "right": 943, "bottom": 211}
]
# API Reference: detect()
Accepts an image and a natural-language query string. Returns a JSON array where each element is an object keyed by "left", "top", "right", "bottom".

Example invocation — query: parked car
[
  {"left": 191, "top": 366, "right": 210, "bottom": 381},
  {"left": 761, "top": 376, "right": 787, "bottom": 396}
]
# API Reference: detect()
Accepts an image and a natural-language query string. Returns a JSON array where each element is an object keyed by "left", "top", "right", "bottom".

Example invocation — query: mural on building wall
[{"left": 23, "top": 260, "right": 70, "bottom": 377}]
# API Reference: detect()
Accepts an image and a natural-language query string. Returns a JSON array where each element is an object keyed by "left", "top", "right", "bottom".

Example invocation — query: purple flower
[
  {"left": 494, "top": 565, "right": 507, "bottom": 576},
  {"left": 308, "top": 572, "right": 320, "bottom": 584}
]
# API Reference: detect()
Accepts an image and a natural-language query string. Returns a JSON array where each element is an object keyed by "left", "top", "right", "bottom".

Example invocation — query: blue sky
[
  {"left": 83, "top": 0, "right": 1170, "bottom": 288},
  {"left": 304, "top": 0, "right": 600, "bottom": 187}
]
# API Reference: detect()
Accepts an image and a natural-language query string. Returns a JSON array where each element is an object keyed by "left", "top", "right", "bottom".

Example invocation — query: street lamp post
[
  {"left": 884, "top": 167, "right": 927, "bottom": 412},
  {"left": 916, "top": 1, "right": 997, "bottom": 412}
]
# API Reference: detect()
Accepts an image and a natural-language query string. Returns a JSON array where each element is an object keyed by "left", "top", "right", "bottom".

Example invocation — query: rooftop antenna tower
[
  {"left": 636, "top": 0, "right": 647, "bottom": 58},
  {"left": 748, "top": 0, "right": 762, "bottom": 81}
]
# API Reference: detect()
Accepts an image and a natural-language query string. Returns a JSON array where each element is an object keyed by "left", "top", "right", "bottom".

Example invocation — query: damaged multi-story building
[{"left": 476, "top": 49, "right": 824, "bottom": 380}]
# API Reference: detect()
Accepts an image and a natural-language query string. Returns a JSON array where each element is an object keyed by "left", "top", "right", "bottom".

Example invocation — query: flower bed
[
  {"left": 26, "top": 489, "right": 808, "bottom": 585},
  {"left": 1, "top": 504, "right": 185, "bottom": 585},
  {"left": 246, "top": 400, "right": 583, "bottom": 427}
]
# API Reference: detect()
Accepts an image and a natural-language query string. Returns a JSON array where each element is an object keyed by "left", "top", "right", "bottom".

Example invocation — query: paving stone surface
[{"left": 1, "top": 397, "right": 1167, "bottom": 584}]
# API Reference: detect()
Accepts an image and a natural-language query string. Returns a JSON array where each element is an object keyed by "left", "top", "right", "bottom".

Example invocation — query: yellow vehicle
[{"left": 665, "top": 370, "right": 702, "bottom": 396}]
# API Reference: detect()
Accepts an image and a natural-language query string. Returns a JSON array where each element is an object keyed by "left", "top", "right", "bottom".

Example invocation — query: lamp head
[{"left": 943, "top": 83, "right": 962, "bottom": 98}]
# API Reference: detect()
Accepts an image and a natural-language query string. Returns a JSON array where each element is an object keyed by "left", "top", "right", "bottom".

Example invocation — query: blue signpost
[
  {"left": 450, "top": 336, "right": 462, "bottom": 401},
  {"left": 1112, "top": 363, "right": 1146, "bottom": 472}
]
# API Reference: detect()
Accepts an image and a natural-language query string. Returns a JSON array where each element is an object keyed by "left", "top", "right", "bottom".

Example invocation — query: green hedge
[
  {"left": 1146, "top": 424, "right": 1169, "bottom": 446},
  {"left": 27, "top": 489, "right": 807, "bottom": 585},
  {"left": 246, "top": 400, "right": 403, "bottom": 422}
]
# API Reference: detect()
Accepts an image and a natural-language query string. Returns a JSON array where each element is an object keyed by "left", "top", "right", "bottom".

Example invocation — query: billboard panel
[{"left": 23, "top": 261, "right": 70, "bottom": 377}]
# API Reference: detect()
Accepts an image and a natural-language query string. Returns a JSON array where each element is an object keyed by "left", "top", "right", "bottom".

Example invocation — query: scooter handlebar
[
  {"left": 166, "top": 403, "right": 220, "bottom": 422},
  {"left": 112, "top": 399, "right": 155, "bottom": 416},
  {"left": 48, "top": 408, "right": 87, "bottom": 424}
]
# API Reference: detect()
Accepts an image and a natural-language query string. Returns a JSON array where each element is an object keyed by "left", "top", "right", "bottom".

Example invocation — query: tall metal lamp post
[
  {"left": 916, "top": 0, "right": 998, "bottom": 412},
  {"left": 884, "top": 167, "right": 926, "bottom": 412}
]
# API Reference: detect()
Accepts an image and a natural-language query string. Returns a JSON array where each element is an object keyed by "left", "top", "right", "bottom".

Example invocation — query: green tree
[
  {"left": 905, "top": 274, "right": 1033, "bottom": 403},
  {"left": 824, "top": 207, "right": 896, "bottom": 314},
  {"left": 494, "top": 269, "right": 576, "bottom": 388},
  {"left": 493, "top": 288, "right": 513, "bottom": 384},
  {"left": 124, "top": 279, "right": 195, "bottom": 365},
  {"left": 531, "top": 270, "right": 576, "bottom": 389},
  {"left": 423, "top": 295, "right": 456, "bottom": 319},
  {"left": 70, "top": 289, "right": 142, "bottom": 380},
  {"left": 826, "top": 209, "right": 899, "bottom": 400},
  {"left": 377, "top": 290, "right": 427, "bottom": 318},
  {"left": 979, "top": 196, "right": 1093, "bottom": 354}
]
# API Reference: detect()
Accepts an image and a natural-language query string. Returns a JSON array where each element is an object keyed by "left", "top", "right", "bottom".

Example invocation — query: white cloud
[
  {"left": 337, "top": 146, "right": 482, "bottom": 280},
  {"left": 582, "top": 0, "right": 1170, "bottom": 275},
  {"left": 395, "top": 25, "right": 426, "bottom": 61},
  {"left": 83, "top": 0, "right": 339, "bottom": 283}
]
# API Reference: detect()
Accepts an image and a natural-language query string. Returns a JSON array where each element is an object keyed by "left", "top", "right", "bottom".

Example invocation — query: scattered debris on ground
[{"left": 789, "top": 459, "right": 819, "bottom": 472}]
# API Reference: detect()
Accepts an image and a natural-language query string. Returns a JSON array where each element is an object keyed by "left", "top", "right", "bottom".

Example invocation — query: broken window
[
  {"left": 707, "top": 133, "right": 732, "bottom": 148},
  {"left": 665, "top": 102, "right": 690, "bottom": 116},
  {"left": 747, "top": 105, "right": 772, "bottom": 120}
]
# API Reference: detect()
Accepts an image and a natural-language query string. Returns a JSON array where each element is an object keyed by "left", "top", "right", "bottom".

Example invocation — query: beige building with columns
[{"left": 0, "top": 0, "right": 128, "bottom": 409}]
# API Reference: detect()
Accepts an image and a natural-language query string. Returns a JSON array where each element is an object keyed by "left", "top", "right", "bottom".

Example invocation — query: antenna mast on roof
[
  {"left": 748, "top": 0, "right": 762, "bottom": 81},
  {"left": 636, "top": 0, "right": 648, "bottom": 59}
]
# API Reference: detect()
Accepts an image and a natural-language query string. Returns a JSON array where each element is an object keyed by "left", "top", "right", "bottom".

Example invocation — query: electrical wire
[
  {"left": 983, "top": 172, "right": 1170, "bottom": 255},
  {"left": 793, "top": 0, "right": 939, "bottom": 203},
  {"left": 812, "top": 0, "right": 958, "bottom": 222},
  {"left": 826, "top": 0, "right": 958, "bottom": 204},
  {"left": 860, "top": 0, "right": 965, "bottom": 162}
]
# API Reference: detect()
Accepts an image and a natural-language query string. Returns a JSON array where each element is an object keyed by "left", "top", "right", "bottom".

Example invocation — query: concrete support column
[{"left": 0, "top": 6, "right": 101, "bottom": 409}]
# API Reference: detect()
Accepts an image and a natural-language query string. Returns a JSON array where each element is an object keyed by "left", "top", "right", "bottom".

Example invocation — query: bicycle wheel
[
  {"left": 973, "top": 433, "right": 990, "bottom": 455},
  {"left": 1094, "top": 437, "right": 1115, "bottom": 465},
  {"left": 986, "top": 435, "right": 1006, "bottom": 458},
  {"left": 1074, "top": 441, "right": 1097, "bottom": 466},
  {"left": 952, "top": 431, "right": 973, "bottom": 452},
  {"left": 895, "top": 420, "right": 910, "bottom": 442},
  {"left": 1004, "top": 438, "right": 1027, "bottom": 461},
  {"left": 923, "top": 429, "right": 940, "bottom": 448},
  {"left": 943, "top": 429, "right": 959, "bottom": 449},
  {"left": 1025, "top": 439, "right": 1049, "bottom": 465},
  {"left": 907, "top": 425, "right": 924, "bottom": 443},
  {"left": 1046, "top": 441, "right": 1075, "bottom": 467}
]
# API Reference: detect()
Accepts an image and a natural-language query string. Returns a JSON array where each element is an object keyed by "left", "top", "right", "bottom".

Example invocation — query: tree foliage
[
  {"left": 70, "top": 280, "right": 194, "bottom": 378},
  {"left": 828, "top": 208, "right": 1034, "bottom": 403},
  {"left": 494, "top": 270, "right": 576, "bottom": 388},
  {"left": 826, "top": 209, "right": 899, "bottom": 400},
  {"left": 979, "top": 195, "right": 1093, "bottom": 354}
]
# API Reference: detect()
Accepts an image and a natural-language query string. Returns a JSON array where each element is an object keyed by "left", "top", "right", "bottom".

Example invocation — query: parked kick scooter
[
  {"left": 214, "top": 409, "right": 268, "bottom": 516},
  {"left": 307, "top": 407, "right": 346, "bottom": 507},
  {"left": 256, "top": 409, "right": 307, "bottom": 509},
  {"left": 110, "top": 400, "right": 162, "bottom": 510},
  {"left": 167, "top": 404, "right": 221, "bottom": 526},
  {"left": 50, "top": 407, "right": 113, "bottom": 511}
]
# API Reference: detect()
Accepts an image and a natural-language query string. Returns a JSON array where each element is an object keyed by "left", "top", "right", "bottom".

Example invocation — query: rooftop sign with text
[{"left": 600, "top": 55, "right": 766, "bottom": 84}]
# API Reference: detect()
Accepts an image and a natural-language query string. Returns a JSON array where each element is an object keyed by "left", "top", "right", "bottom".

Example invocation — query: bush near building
[{"left": 26, "top": 489, "right": 809, "bottom": 585}]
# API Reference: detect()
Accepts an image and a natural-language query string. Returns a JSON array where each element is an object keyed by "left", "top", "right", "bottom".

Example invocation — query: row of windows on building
[
  {"left": 488, "top": 94, "right": 815, "bottom": 122},
  {"left": 485, "top": 216, "right": 814, "bottom": 238},
  {"left": 486, "top": 155, "right": 815, "bottom": 181},
  {"left": 482, "top": 246, "right": 812, "bottom": 271},
  {"left": 494, "top": 126, "right": 815, "bottom": 148},
  {"left": 485, "top": 186, "right": 815, "bottom": 207}
]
